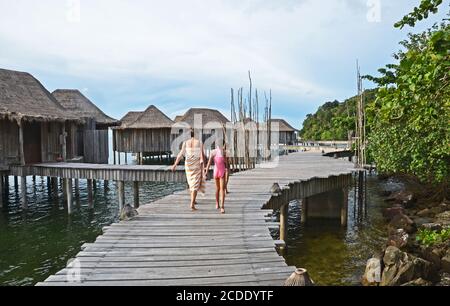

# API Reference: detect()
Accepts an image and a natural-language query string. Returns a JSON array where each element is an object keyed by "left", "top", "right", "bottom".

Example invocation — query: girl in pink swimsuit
[{"left": 205, "top": 142, "right": 228, "bottom": 214}]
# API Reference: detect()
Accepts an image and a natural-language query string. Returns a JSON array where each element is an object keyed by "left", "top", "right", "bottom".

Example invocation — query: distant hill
[{"left": 299, "top": 89, "right": 377, "bottom": 141}]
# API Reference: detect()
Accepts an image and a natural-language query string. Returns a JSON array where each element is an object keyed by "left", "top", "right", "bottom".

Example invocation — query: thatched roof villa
[
  {"left": 113, "top": 105, "right": 175, "bottom": 158},
  {"left": 0, "top": 68, "right": 80, "bottom": 166},
  {"left": 52, "top": 89, "right": 119, "bottom": 163},
  {"left": 52, "top": 89, "right": 119, "bottom": 129},
  {"left": 269, "top": 118, "right": 298, "bottom": 145}
]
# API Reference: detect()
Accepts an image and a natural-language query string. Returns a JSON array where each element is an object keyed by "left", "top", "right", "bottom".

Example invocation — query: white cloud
[{"left": 0, "top": 0, "right": 442, "bottom": 125}]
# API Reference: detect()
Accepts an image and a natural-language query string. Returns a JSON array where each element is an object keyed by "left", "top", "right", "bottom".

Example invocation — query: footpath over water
[{"left": 38, "top": 152, "right": 354, "bottom": 286}]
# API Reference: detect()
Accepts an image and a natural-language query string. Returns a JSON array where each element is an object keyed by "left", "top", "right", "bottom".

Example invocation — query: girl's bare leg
[
  {"left": 190, "top": 190, "right": 198, "bottom": 210},
  {"left": 220, "top": 177, "right": 226, "bottom": 214},
  {"left": 215, "top": 178, "right": 220, "bottom": 209}
]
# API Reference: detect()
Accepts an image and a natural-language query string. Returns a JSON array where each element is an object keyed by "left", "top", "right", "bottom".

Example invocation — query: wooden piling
[
  {"left": 301, "top": 198, "right": 308, "bottom": 224},
  {"left": 74, "top": 179, "right": 80, "bottom": 199},
  {"left": 279, "top": 203, "right": 288, "bottom": 245},
  {"left": 0, "top": 175, "right": 3, "bottom": 208},
  {"left": 341, "top": 187, "right": 349, "bottom": 227},
  {"left": 118, "top": 181, "right": 125, "bottom": 211},
  {"left": 21, "top": 176, "right": 27, "bottom": 209},
  {"left": 14, "top": 176, "right": 18, "bottom": 190},
  {"left": 133, "top": 181, "right": 140, "bottom": 209},
  {"left": 66, "top": 179, "right": 73, "bottom": 214},
  {"left": 87, "top": 179, "right": 94, "bottom": 209}
]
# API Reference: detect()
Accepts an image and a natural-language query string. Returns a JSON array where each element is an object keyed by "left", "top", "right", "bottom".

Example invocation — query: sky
[{"left": 0, "top": 0, "right": 448, "bottom": 128}]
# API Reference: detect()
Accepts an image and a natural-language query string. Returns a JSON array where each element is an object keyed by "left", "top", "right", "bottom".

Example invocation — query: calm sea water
[
  {"left": 0, "top": 177, "right": 185, "bottom": 286},
  {"left": 278, "top": 176, "right": 396, "bottom": 286},
  {"left": 1, "top": 169, "right": 394, "bottom": 286}
]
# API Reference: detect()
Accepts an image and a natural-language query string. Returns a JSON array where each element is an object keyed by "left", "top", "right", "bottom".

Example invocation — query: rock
[
  {"left": 387, "top": 229, "right": 409, "bottom": 249},
  {"left": 385, "top": 190, "right": 416, "bottom": 207},
  {"left": 416, "top": 208, "right": 432, "bottom": 218},
  {"left": 420, "top": 246, "right": 444, "bottom": 270},
  {"left": 437, "top": 272, "right": 450, "bottom": 286},
  {"left": 441, "top": 250, "right": 450, "bottom": 273},
  {"left": 412, "top": 217, "right": 434, "bottom": 228},
  {"left": 388, "top": 213, "right": 416, "bottom": 234},
  {"left": 381, "top": 246, "right": 439, "bottom": 286},
  {"left": 119, "top": 204, "right": 138, "bottom": 221},
  {"left": 401, "top": 278, "right": 432, "bottom": 286},
  {"left": 430, "top": 206, "right": 445, "bottom": 216},
  {"left": 420, "top": 223, "right": 443, "bottom": 232},
  {"left": 435, "top": 211, "right": 450, "bottom": 226},
  {"left": 383, "top": 206, "right": 405, "bottom": 221},
  {"left": 362, "top": 258, "right": 382, "bottom": 286}
]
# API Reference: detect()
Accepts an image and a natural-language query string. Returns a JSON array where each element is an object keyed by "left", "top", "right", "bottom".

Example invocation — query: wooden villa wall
[
  {"left": 114, "top": 128, "right": 173, "bottom": 154},
  {"left": 83, "top": 129, "right": 109, "bottom": 164},
  {"left": 0, "top": 119, "right": 20, "bottom": 166}
]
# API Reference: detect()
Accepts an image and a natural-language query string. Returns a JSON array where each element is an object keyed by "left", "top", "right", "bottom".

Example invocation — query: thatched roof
[
  {"left": 0, "top": 68, "right": 79, "bottom": 122},
  {"left": 176, "top": 108, "right": 229, "bottom": 127},
  {"left": 116, "top": 105, "right": 174, "bottom": 129},
  {"left": 270, "top": 119, "right": 297, "bottom": 132},
  {"left": 52, "top": 89, "right": 119, "bottom": 126}
]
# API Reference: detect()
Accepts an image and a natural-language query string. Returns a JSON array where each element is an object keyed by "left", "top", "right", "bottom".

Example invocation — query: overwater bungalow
[
  {"left": 0, "top": 68, "right": 81, "bottom": 167},
  {"left": 112, "top": 105, "right": 175, "bottom": 163},
  {"left": 52, "top": 89, "right": 119, "bottom": 163},
  {"left": 175, "top": 108, "right": 230, "bottom": 145},
  {"left": 270, "top": 119, "right": 298, "bottom": 145}
]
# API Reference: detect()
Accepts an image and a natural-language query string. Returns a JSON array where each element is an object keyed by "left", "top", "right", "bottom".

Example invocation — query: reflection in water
[
  {"left": 276, "top": 176, "right": 390, "bottom": 286},
  {"left": 0, "top": 177, "right": 185, "bottom": 286}
]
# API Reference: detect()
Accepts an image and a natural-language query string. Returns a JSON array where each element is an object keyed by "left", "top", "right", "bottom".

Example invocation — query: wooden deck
[{"left": 37, "top": 152, "right": 354, "bottom": 286}]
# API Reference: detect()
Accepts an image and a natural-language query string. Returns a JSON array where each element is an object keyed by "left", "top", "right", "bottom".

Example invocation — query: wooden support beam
[
  {"left": 14, "top": 176, "right": 18, "bottom": 190},
  {"left": 341, "top": 187, "right": 349, "bottom": 227},
  {"left": 133, "top": 181, "right": 140, "bottom": 209},
  {"left": 118, "top": 181, "right": 125, "bottom": 211},
  {"left": 74, "top": 179, "right": 80, "bottom": 199},
  {"left": 113, "top": 150, "right": 116, "bottom": 165},
  {"left": 61, "top": 122, "right": 67, "bottom": 161},
  {"left": 65, "top": 178, "right": 73, "bottom": 214},
  {"left": 87, "top": 179, "right": 94, "bottom": 209},
  {"left": 118, "top": 152, "right": 121, "bottom": 165},
  {"left": 301, "top": 197, "right": 308, "bottom": 224},
  {"left": 279, "top": 203, "right": 288, "bottom": 246},
  {"left": 0, "top": 175, "right": 3, "bottom": 208},
  {"left": 104, "top": 180, "right": 109, "bottom": 193},
  {"left": 18, "top": 121, "right": 25, "bottom": 165},
  {"left": 51, "top": 177, "right": 58, "bottom": 195},
  {"left": 21, "top": 176, "right": 27, "bottom": 209}
]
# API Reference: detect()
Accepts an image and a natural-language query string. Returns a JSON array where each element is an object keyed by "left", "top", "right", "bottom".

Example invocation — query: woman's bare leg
[
  {"left": 215, "top": 178, "right": 220, "bottom": 209},
  {"left": 220, "top": 177, "right": 226, "bottom": 214},
  {"left": 190, "top": 190, "right": 198, "bottom": 210}
]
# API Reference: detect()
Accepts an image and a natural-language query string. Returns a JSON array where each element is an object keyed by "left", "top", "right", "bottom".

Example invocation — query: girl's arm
[
  {"left": 171, "top": 142, "right": 186, "bottom": 171},
  {"left": 205, "top": 150, "right": 215, "bottom": 176}
]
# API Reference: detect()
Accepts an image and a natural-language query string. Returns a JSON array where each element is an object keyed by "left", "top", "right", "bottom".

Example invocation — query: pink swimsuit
[{"left": 213, "top": 148, "right": 226, "bottom": 179}]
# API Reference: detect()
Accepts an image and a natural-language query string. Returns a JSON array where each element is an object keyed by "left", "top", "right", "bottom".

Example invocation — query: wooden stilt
[
  {"left": 21, "top": 176, "right": 27, "bottom": 209},
  {"left": 74, "top": 179, "right": 80, "bottom": 199},
  {"left": 14, "top": 176, "right": 18, "bottom": 190},
  {"left": 93, "top": 179, "right": 97, "bottom": 191},
  {"left": 0, "top": 175, "right": 3, "bottom": 208},
  {"left": 104, "top": 180, "right": 109, "bottom": 192},
  {"left": 279, "top": 203, "right": 288, "bottom": 245},
  {"left": 341, "top": 187, "right": 349, "bottom": 227},
  {"left": 133, "top": 181, "right": 139, "bottom": 209},
  {"left": 62, "top": 178, "right": 67, "bottom": 200},
  {"left": 301, "top": 197, "right": 308, "bottom": 224},
  {"left": 87, "top": 179, "right": 94, "bottom": 209},
  {"left": 118, "top": 181, "right": 125, "bottom": 211},
  {"left": 66, "top": 178, "right": 73, "bottom": 214}
]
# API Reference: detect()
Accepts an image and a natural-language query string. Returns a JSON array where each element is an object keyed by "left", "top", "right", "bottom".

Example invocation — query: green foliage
[
  {"left": 416, "top": 228, "right": 450, "bottom": 247},
  {"left": 299, "top": 89, "right": 377, "bottom": 141},
  {"left": 367, "top": 22, "right": 450, "bottom": 184},
  {"left": 395, "top": 0, "right": 444, "bottom": 29}
]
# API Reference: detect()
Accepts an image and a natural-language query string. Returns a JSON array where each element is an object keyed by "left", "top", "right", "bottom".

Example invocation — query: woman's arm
[
  {"left": 171, "top": 142, "right": 186, "bottom": 172},
  {"left": 204, "top": 150, "right": 214, "bottom": 177}
]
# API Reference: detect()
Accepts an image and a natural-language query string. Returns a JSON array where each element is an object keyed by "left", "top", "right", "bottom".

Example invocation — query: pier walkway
[{"left": 37, "top": 152, "right": 354, "bottom": 286}]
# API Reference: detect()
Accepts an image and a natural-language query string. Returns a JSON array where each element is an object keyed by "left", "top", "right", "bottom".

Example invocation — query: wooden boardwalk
[{"left": 37, "top": 152, "right": 354, "bottom": 286}]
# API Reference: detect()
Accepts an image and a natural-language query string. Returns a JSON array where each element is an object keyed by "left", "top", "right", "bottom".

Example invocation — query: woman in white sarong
[{"left": 171, "top": 129, "right": 205, "bottom": 210}]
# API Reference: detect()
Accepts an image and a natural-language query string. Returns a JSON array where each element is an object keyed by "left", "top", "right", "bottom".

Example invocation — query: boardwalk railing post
[
  {"left": 21, "top": 176, "right": 27, "bottom": 209},
  {"left": 118, "top": 181, "right": 125, "bottom": 211},
  {"left": 133, "top": 181, "right": 140, "bottom": 209},
  {"left": 66, "top": 178, "right": 73, "bottom": 214}
]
